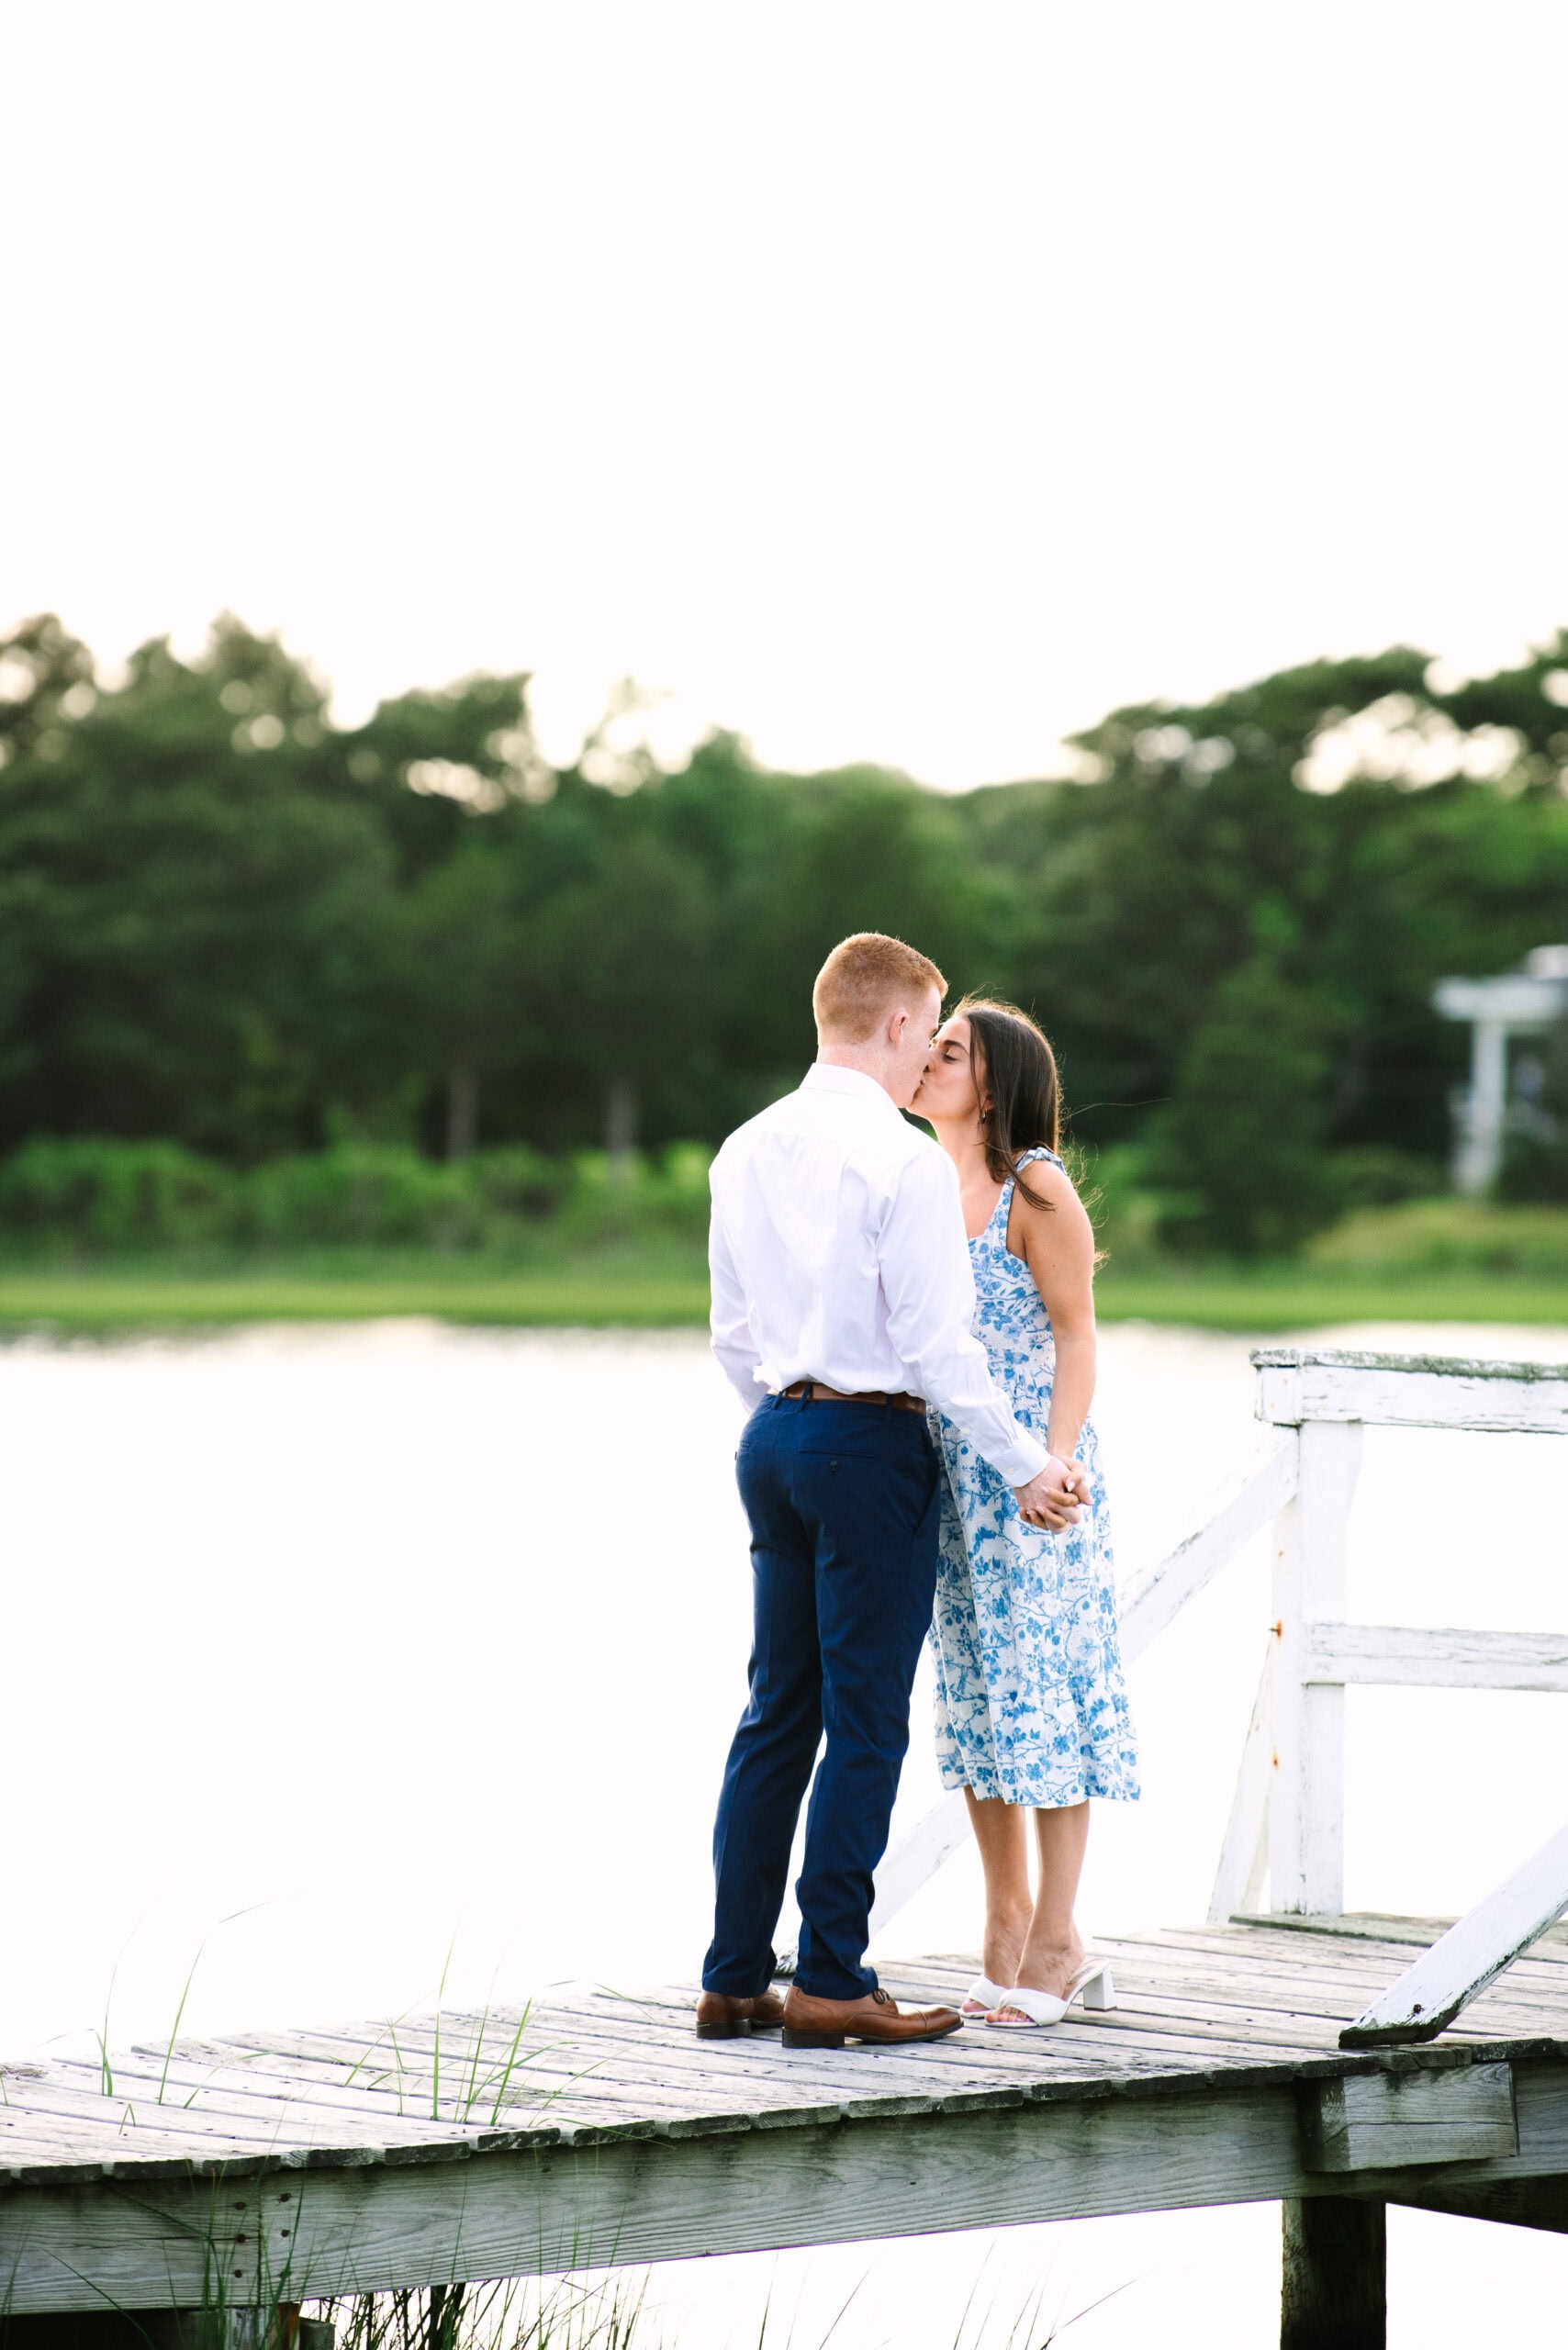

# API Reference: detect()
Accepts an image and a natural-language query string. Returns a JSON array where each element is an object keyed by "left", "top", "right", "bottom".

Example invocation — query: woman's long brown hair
[{"left": 956, "top": 996, "right": 1061, "bottom": 1212}]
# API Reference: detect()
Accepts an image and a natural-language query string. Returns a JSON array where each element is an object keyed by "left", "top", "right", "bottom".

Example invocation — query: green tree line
[{"left": 3, "top": 611, "right": 1567, "bottom": 1253}]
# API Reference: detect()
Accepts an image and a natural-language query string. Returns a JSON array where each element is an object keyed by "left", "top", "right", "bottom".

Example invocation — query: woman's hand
[{"left": 1014, "top": 1453, "right": 1088, "bottom": 1530}]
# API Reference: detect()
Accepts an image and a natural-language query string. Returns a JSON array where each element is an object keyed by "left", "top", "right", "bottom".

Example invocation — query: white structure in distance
[{"left": 1434, "top": 946, "right": 1568, "bottom": 1194}]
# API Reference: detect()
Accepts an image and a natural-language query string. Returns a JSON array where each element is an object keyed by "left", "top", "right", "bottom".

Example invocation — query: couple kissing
[{"left": 698, "top": 932, "right": 1138, "bottom": 2050}]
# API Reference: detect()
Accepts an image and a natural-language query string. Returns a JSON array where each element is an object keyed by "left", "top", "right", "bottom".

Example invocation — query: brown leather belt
[{"left": 781, "top": 1379, "right": 926, "bottom": 1414}]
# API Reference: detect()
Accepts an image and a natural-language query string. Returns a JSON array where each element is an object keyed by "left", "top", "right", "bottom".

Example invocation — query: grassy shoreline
[{"left": 3, "top": 1254, "right": 1568, "bottom": 1335}]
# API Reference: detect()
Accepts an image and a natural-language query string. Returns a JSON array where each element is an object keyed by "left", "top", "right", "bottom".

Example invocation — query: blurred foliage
[
  {"left": 3, "top": 611, "right": 1568, "bottom": 1255},
  {"left": 1142, "top": 959, "right": 1339, "bottom": 1255},
  {"left": 1306, "top": 1197, "right": 1568, "bottom": 1277},
  {"left": 0, "top": 1136, "right": 711, "bottom": 1259},
  {"left": 0, "top": 1136, "right": 233, "bottom": 1252}
]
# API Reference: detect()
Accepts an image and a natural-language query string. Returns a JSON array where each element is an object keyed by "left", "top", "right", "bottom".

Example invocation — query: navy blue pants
[{"left": 702, "top": 1393, "right": 941, "bottom": 2002}]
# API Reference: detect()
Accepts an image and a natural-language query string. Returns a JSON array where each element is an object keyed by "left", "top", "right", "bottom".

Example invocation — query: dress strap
[{"left": 985, "top": 1147, "right": 1060, "bottom": 1240}]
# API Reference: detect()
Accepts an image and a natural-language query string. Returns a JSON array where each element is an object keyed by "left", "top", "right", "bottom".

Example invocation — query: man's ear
[{"left": 885, "top": 1004, "right": 909, "bottom": 1048}]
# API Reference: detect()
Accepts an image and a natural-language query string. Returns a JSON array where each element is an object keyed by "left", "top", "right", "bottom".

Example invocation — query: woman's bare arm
[{"left": 1008, "top": 1159, "right": 1098, "bottom": 1466}]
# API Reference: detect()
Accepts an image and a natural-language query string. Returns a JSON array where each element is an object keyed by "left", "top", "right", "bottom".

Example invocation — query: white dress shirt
[{"left": 708, "top": 1063, "right": 1051, "bottom": 1488}]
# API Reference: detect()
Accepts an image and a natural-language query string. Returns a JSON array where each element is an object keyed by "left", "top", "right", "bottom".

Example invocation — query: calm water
[{"left": 4, "top": 1319, "right": 1566, "bottom": 2346}]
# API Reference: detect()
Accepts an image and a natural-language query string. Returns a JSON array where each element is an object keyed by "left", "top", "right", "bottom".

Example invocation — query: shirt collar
[{"left": 802, "top": 1062, "right": 903, "bottom": 1113}]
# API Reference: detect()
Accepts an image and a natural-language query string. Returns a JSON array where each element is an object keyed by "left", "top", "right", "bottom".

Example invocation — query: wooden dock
[
  {"left": 6, "top": 1917, "right": 1568, "bottom": 2325},
  {"left": 6, "top": 1345, "right": 1568, "bottom": 2349}
]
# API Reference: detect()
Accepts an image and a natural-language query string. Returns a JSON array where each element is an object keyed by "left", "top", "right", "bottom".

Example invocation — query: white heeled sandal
[
  {"left": 960, "top": 1974, "right": 1012, "bottom": 2018},
  {"left": 984, "top": 1960, "right": 1115, "bottom": 2027}
]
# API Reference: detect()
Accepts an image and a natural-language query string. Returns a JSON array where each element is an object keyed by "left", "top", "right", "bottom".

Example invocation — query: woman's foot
[
  {"left": 990, "top": 1930, "right": 1086, "bottom": 2023},
  {"left": 979, "top": 1904, "right": 1033, "bottom": 1995}
]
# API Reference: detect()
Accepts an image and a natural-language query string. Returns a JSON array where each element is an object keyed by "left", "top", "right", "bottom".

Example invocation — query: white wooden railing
[{"left": 784, "top": 1348, "right": 1568, "bottom": 2045}]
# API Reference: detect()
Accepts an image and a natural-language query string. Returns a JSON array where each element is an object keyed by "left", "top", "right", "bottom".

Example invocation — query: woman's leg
[
  {"left": 963, "top": 1787, "right": 1034, "bottom": 1986},
  {"left": 993, "top": 1800, "right": 1091, "bottom": 2014}
]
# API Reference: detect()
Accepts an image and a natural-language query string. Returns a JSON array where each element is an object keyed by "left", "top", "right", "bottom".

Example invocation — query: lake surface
[{"left": 4, "top": 1319, "right": 1567, "bottom": 2346}]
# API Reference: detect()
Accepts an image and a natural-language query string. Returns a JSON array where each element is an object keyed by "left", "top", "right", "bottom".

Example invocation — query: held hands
[{"left": 1013, "top": 1453, "right": 1090, "bottom": 1532}]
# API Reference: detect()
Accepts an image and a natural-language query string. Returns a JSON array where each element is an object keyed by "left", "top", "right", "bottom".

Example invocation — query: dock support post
[{"left": 1281, "top": 2198, "right": 1384, "bottom": 2349}]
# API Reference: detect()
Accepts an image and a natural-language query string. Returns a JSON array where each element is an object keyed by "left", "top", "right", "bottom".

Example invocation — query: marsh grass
[
  {"left": 312, "top": 2281, "right": 653, "bottom": 2350},
  {"left": 58, "top": 1962, "right": 1133, "bottom": 2350},
  {"left": 303, "top": 2264, "right": 1124, "bottom": 2350}
]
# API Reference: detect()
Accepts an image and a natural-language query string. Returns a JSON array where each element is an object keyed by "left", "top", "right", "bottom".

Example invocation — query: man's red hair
[{"left": 812, "top": 933, "right": 946, "bottom": 1043}]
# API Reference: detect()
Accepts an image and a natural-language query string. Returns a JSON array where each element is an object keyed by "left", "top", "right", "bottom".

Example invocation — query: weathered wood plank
[
  {"left": 0, "top": 2087, "right": 1318, "bottom": 2307},
  {"left": 1086, "top": 1953, "right": 1568, "bottom": 2041},
  {"left": 461, "top": 1999, "right": 1344, "bottom": 2084},
  {"left": 1236, "top": 1913, "right": 1473, "bottom": 1948},
  {"left": 1385, "top": 2174, "right": 1568, "bottom": 2233},
  {"left": 1252, "top": 1347, "right": 1568, "bottom": 1435},
  {"left": 1100, "top": 1959, "right": 1568, "bottom": 2040},
  {"left": 548, "top": 1964, "right": 1380, "bottom": 2053},
  {"left": 1342, "top": 1824, "right": 1568, "bottom": 2046},
  {"left": 12, "top": 2059, "right": 705, "bottom": 2145},
  {"left": 177, "top": 2008, "right": 1146, "bottom": 2106},
  {"left": 1147, "top": 1919, "right": 1568, "bottom": 2006},
  {"left": 1304, "top": 1623, "right": 1568, "bottom": 1693},
  {"left": 1119, "top": 1921, "right": 1568, "bottom": 1993},
  {"left": 1236, "top": 1912, "right": 1568, "bottom": 1959},
  {"left": 10, "top": 2009, "right": 1349, "bottom": 2177},
  {"left": 1299, "top": 2063, "right": 1518, "bottom": 2172},
  {"left": 906, "top": 1942, "right": 1568, "bottom": 2054},
  {"left": 199, "top": 2000, "right": 1321, "bottom": 2125},
  {"left": 13, "top": 2055, "right": 496, "bottom": 2130}
]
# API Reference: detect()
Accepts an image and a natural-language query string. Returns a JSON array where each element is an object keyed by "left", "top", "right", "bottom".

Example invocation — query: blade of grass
[
  {"left": 97, "top": 1920, "right": 144, "bottom": 2098},
  {"left": 484, "top": 1999, "right": 534, "bottom": 2126},
  {"left": 431, "top": 1930, "right": 458, "bottom": 2121},
  {"left": 156, "top": 1942, "right": 207, "bottom": 2105}
]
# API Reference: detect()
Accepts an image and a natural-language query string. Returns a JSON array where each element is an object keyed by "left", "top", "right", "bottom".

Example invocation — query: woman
[{"left": 912, "top": 999, "right": 1138, "bottom": 2027}]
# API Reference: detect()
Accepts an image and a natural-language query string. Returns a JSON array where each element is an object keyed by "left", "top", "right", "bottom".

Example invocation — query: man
[{"left": 700, "top": 933, "right": 1085, "bottom": 2051}]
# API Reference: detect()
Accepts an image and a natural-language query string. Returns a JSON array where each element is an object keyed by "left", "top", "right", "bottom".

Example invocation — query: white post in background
[
  {"left": 1459, "top": 1017, "right": 1509, "bottom": 1195},
  {"left": 1270, "top": 1418, "right": 1362, "bottom": 1914}
]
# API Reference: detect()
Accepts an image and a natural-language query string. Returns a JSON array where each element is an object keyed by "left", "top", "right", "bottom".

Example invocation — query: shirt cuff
[{"left": 991, "top": 1430, "right": 1051, "bottom": 1486}]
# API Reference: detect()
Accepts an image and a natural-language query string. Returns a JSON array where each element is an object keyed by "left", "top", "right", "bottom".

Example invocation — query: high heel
[
  {"left": 984, "top": 1960, "right": 1115, "bottom": 2027},
  {"left": 1078, "top": 1962, "right": 1115, "bottom": 2012}
]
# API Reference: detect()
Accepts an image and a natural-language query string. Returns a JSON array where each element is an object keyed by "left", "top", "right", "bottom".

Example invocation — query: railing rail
[
  {"left": 1341, "top": 1820, "right": 1568, "bottom": 2046},
  {"left": 1206, "top": 1640, "right": 1275, "bottom": 1921},
  {"left": 1116, "top": 1431, "right": 1299, "bottom": 1657}
]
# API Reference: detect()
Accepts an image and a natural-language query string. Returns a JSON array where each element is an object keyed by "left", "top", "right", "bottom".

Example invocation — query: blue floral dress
[{"left": 929, "top": 1149, "right": 1140, "bottom": 1809}]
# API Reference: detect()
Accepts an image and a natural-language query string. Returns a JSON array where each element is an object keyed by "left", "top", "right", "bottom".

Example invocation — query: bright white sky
[{"left": 4, "top": 1, "right": 1564, "bottom": 785}]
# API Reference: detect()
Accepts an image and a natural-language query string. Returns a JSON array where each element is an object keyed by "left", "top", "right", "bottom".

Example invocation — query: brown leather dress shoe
[
  {"left": 695, "top": 1988, "right": 788, "bottom": 2040},
  {"left": 780, "top": 1984, "right": 963, "bottom": 2049}
]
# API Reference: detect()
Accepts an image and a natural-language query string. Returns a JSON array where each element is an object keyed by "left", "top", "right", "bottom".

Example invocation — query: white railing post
[{"left": 1270, "top": 1416, "right": 1361, "bottom": 1914}]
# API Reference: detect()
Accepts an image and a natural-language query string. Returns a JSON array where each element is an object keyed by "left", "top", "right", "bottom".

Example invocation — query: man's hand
[{"left": 1013, "top": 1455, "right": 1089, "bottom": 1531}]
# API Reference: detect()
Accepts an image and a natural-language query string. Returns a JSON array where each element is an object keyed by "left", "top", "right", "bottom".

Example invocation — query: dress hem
[{"left": 938, "top": 1766, "right": 1141, "bottom": 1808}]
